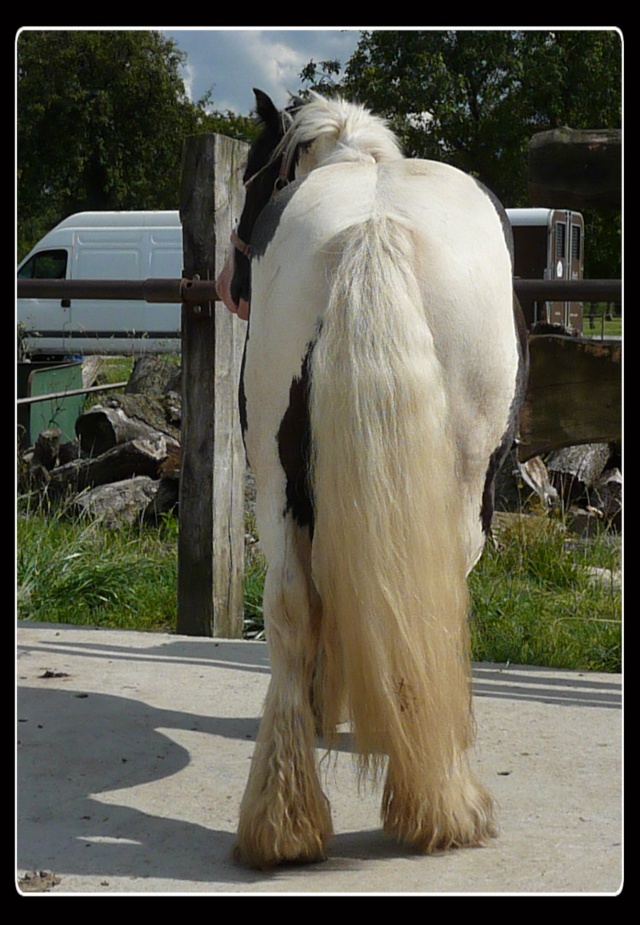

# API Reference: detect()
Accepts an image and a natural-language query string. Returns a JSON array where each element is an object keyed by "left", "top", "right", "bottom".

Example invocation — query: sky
[{"left": 162, "top": 28, "right": 363, "bottom": 115}]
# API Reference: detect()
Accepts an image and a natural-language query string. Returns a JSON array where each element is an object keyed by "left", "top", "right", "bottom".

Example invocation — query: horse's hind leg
[
  {"left": 382, "top": 749, "right": 497, "bottom": 853},
  {"left": 380, "top": 628, "right": 497, "bottom": 853},
  {"left": 235, "top": 516, "right": 332, "bottom": 868}
]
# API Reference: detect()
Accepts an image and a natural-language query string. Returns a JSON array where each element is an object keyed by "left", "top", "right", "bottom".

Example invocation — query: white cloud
[
  {"left": 164, "top": 28, "right": 361, "bottom": 114},
  {"left": 242, "top": 32, "right": 306, "bottom": 102}
]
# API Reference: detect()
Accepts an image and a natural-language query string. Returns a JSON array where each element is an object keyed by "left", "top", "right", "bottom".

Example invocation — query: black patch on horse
[
  {"left": 238, "top": 335, "right": 248, "bottom": 444},
  {"left": 250, "top": 178, "right": 304, "bottom": 260},
  {"left": 230, "top": 91, "right": 305, "bottom": 307},
  {"left": 277, "top": 341, "right": 315, "bottom": 534}
]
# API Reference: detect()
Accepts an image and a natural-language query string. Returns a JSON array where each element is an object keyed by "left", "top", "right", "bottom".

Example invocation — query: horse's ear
[{"left": 253, "top": 88, "right": 280, "bottom": 129}]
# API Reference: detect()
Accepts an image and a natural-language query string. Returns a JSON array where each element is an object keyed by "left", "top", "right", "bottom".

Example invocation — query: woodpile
[
  {"left": 18, "top": 356, "right": 621, "bottom": 537},
  {"left": 19, "top": 357, "right": 183, "bottom": 527},
  {"left": 545, "top": 443, "right": 622, "bottom": 534},
  {"left": 498, "top": 443, "right": 621, "bottom": 536}
]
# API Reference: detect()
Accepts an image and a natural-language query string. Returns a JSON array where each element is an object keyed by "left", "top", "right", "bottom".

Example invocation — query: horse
[{"left": 216, "top": 89, "right": 528, "bottom": 869}]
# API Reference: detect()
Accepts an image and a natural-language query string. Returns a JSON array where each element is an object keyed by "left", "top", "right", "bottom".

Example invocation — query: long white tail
[{"left": 310, "top": 216, "right": 496, "bottom": 851}]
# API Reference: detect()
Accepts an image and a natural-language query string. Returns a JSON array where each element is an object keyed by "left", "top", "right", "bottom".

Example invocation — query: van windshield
[{"left": 18, "top": 249, "right": 68, "bottom": 280}]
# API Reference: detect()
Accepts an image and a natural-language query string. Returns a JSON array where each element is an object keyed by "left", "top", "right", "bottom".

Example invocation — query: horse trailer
[{"left": 506, "top": 208, "right": 585, "bottom": 334}]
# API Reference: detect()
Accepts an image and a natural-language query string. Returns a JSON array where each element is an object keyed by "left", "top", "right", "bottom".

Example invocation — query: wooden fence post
[{"left": 177, "top": 133, "right": 249, "bottom": 636}]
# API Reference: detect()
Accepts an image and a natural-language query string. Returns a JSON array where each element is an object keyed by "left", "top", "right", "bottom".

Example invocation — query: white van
[{"left": 17, "top": 211, "right": 183, "bottom": 356}]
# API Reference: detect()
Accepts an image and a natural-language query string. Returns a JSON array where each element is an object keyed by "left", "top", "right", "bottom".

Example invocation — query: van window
[{"left": 18, "top": 249, "right": 68, "bottom": 280}]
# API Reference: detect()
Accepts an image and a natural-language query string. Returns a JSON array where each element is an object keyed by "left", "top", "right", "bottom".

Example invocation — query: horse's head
[{"left": 216, "top": 89, "right": 303, "bottom": 320}]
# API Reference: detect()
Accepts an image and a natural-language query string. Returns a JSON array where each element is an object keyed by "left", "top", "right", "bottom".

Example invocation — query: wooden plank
[
  {"left": 177, "top": 133, "right": 249, "bottom": 637},
  {"left": 518, "top": 335, "right": 622, "bottom": 462},
  {"left": 528, "top": 127, "right": 621, "bottom": 211}
]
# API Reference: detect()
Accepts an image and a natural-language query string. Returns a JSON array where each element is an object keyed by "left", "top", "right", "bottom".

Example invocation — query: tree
[
  {"left": 17, "top": 30, "right": 255, "bottom": 259},
  {"left": 210, "top": 111, "right": 259, "bottom": 142},
  {"left": 301, "top": 30, "right": 621, "bottom": 277}
]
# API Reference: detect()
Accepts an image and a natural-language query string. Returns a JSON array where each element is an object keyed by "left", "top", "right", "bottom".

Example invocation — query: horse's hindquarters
[{"left": 235, "top": 118, "right": 523, "bottom": 862}]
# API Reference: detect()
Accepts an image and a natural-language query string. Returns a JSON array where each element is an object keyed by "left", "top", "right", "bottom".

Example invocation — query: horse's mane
[{"left": 279, "top": 92, "right": 403, "bottom": 178}]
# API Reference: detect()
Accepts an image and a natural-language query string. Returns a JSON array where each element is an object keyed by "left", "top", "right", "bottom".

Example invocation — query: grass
[
  {"left": 16, "top": 491, "right": 268, "bottom": 638},
  {"left": 17, "top": 503, "right": 179, "bottom": 632},
  {"left": 468, "top": 513, "right": 621, "bottom": 673},
  {"left": 243, "top": 547, "right": 267, "bottom": 639},
  {"left": 583, "top": 303, "right": 622, "bottom": 339},
  {"left": 16, "top": 496, "right": 621, "bottom": 672}
]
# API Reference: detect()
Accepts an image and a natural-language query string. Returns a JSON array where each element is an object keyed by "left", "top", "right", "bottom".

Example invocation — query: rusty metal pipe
[
  {"left": 18, "top": 277, "right": 622, "bottom": 304},
  {"left": 18, "top": 278, "right": 192, "bottom": 302},
  {"left": 513, "top": 279, "right": 621, "bottom": 302}
]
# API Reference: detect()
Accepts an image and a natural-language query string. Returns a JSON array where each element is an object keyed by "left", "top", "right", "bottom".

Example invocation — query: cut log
[
  {"left": 45, "top": 437, "right": 171, "bottom": 496},
  {"left": 518, "top": 456, "right": 559, "bottom": 509},
  {"left": 71, "top": 476, "right": 160, "bottom": 527},
  {"left": 31, "top": 428, "right": 62, "bottom": 471},
  {"left": 546, "top": 443, "right": 611, "bottom": 504},
  {"left": 125, "top": 356, "right": 181, "bottom": 395},
  {"left": 118, "top": 391, "right": 182, "bottom": 438},
  {"left": 594, "top": 467, "right": 622, "bottom": 529},
  {"left": 81, "top": 356, "right": 106, "bottom": 389},
  {"left": 76, "top": 398, "right": 180, "bottom": 457},
  {"left": 143, "top": 477, "right": 180, "bottom": 524}
]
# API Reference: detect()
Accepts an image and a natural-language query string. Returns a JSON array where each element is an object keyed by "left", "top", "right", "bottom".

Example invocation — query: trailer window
[
  {"left": 555, "top": 223, "right": 566, "bottom": 260},
  {"left": 18, "top": 248, "right": 68, "bottom": 280},
  {"left": 571, "top": 225, "right": 582, "bottom": 260}
]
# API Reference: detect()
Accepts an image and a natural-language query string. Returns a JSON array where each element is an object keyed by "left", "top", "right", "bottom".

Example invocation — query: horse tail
[{"left": 309, "top": 216, "right": 496, "bottom": 851}]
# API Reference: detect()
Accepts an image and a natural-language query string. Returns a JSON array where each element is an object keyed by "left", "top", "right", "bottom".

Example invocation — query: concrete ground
[{"left": 17, "top": 621, "right": 622, "bottom": 896}]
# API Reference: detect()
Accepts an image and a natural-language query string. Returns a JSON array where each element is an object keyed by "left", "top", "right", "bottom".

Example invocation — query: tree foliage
[
  {"left": 301, "top": 29, "right": 621, "bottom": 277},
  {"left": 304, "top": 30, "right": 621, "bottom": 204},
  {"left": 17, "top": 30, "right": 258, "bottom": 258}
]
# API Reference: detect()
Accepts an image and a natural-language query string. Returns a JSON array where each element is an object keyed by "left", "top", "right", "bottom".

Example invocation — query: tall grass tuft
[
  {"left": 17, "top": 499, "right": 178, "bottom": 631},
  {"left": 468, "top": 514, "right": 621, "bottom": 672}
]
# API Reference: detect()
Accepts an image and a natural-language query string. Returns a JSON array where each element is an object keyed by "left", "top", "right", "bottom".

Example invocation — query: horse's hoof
[{"left": 233, "top": 840, "right": 328, "bottom": 870}]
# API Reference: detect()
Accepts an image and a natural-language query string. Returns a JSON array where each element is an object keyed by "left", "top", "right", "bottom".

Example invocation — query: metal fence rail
[
  {"left": 17, "top": 380, "right": 129, "bottom": 406},
  {"left": 17, "top": 277, "right": 623, "bottom": 304}
]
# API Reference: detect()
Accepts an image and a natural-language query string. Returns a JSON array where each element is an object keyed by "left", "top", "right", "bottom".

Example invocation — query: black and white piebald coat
[{"left": 218, "top": 90, "right": 528, "bottom": 869}]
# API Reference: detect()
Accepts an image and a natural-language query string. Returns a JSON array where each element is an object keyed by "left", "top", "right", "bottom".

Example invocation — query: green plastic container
[{"left": 18, "top": 360, "right": 84, "bottom": 447}]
